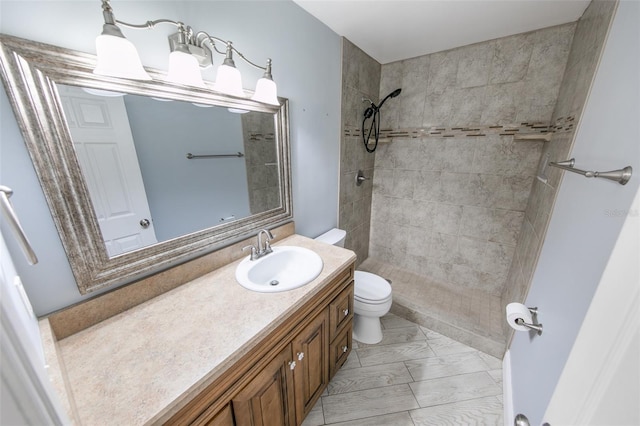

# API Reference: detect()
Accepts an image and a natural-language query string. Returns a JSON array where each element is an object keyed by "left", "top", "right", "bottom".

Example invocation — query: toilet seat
[{"left": 354, "top": 271, "right": 392, "bottom": 303}]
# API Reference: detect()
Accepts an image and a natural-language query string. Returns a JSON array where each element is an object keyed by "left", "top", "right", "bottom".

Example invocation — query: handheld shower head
[
  {"left": 378, "top": 88, "right": 402, "bottom": 108},
  {"left": 361, "top": 87, "right": 401, "bottom": 153}
]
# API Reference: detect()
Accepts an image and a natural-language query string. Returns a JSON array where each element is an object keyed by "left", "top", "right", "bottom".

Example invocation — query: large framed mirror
[{"left": 0, "top": 34, "right": 292, "bottom": 294}]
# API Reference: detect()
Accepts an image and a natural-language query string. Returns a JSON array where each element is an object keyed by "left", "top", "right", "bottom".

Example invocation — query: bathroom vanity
[{"left": 41, "top": 235, "right": 355, "bottom": 425}]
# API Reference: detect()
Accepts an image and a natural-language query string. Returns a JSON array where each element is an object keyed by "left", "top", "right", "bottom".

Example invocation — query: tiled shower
[{"left": 338, "top": 0, "right": 616, "bottom": 357}]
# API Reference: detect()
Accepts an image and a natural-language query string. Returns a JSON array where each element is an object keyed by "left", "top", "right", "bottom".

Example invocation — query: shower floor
[{"left": 359, "top": 258, "right": 506, "bottom": 358}]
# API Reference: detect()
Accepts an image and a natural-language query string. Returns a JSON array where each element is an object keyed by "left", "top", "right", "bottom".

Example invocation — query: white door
[
  {"left": 0, "top": 231, "right": 68, "bottom": 424},
  {"left": 57, "top": 85, "right": 157, "bottom": 257},
  {"left": 543, "top": 185, "right": 639, "bottom": 425}
]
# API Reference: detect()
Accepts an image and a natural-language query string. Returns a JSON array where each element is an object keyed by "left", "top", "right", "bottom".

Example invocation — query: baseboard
[{"left": 503, "top": 349, "right": 514, "bottom": 426}]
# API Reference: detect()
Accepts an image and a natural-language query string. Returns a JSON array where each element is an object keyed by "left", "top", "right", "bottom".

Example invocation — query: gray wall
[
  {"left": 124, "top": 96, "right": 250, "bottom": 242},
  {"left": 0, "top": 1, "right": 341, "bottom": 315},
  {"left": 511, "top": 1, "right": 638, "bottom": 422}
]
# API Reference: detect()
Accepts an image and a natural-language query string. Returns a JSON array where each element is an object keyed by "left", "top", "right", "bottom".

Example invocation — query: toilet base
[{"left": 352, "top": 314, "right": 383, "bottom": 344}]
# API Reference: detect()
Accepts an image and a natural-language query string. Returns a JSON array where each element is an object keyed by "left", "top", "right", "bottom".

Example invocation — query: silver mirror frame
[{"left": 0, "top": 34, "right": 292, "bottom": 294}]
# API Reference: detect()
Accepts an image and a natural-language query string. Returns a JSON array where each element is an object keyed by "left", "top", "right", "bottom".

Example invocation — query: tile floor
[{"left": 302, "top": 313, "right": 504, "bottom": 426}]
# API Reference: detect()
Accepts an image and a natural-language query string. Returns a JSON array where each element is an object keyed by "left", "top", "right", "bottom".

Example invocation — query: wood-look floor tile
[
  {"left": 327, "top": 362, "right": 413, "bottom": 395},
  {"left": 477, "top": 351, "right": 502, "bottom": 369},
  {"left": 487, "top": 369, "right": 502, "bottom": 385},
  {"left": 302, "top": 397, "right": 324, "bottom": 426},
  {"left": 405, "top": 351, "right": 492, "bottom": 382},
  {"left": 427, "top": 334, "right": 478, "bottom": 356},
  {"left": 419, "top": 326, "right": 447, "bottom": 340},
  {"left": 356, "top": 341, "right": 435, "bottom": 366},
  {"left": 341, "top": 350, "right": 361, "bottom": 370},
  {"left": 409, "top": 396, "right": 503, "bottom": 425},
  {"left": 380, "top": 313, "right": 416, "bottom": 330},
  {"left": 326, "top": 411, "right": 415, "bottom": 426},
  {"left": 409, "top": 371, "right": 501, "bottom": 407},
  {"left": 322, "top": 384, "right": 419, "bottom": 424},
  {"left": 357, "top": 325, "right": 426, "bottom": 348}
]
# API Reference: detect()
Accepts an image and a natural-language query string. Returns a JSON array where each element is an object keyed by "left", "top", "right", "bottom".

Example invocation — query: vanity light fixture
[{"left": 94, "top": 0, "right": 279, "bottom": 105}]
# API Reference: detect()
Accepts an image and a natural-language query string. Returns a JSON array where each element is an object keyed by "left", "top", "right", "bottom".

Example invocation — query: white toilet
[{"left": 315, "top": 229, "right": 392, "bottom": 344}]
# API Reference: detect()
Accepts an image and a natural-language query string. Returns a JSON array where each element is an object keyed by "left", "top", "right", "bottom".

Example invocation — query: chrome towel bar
[
  {"left": 0, "top": 185, "right": 38, "bottom": 264},
  {"left": 186, "top": 152, "right": 244, "bottom": 159},
  {"left": 549, "top": 158, "right": 633, "bottom": 185}
]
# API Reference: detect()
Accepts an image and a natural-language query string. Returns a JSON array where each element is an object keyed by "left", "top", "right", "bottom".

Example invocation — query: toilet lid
[{"left": 354, "top": 271, "right": 392, "bottom": 302}]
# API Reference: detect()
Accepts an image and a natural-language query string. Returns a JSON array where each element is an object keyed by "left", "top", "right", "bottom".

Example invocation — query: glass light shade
[
  {"left": 94, "top": 34, "right": 151, "bottom": 80},
  {"left": 251, "top": 77, "right": 279, "bottom": 105},
  {"left": 166, "top": 50, "right": 205, "bottom": 88},
  {"left": 213, "top": 64, "right": 244, "bottom": 97}
]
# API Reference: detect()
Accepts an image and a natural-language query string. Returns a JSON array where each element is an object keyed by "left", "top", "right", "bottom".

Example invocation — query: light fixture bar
[{"left": 94, "top": 0, "right": 278, "bottom": 104}]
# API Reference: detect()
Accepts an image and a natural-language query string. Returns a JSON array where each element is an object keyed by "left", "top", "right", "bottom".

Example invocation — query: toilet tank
[{"left": 314, "top": 228, "right": 346, "bottom": 247}]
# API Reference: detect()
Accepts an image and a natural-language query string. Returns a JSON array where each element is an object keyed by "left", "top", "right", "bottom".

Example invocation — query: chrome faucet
[
  {"left": 257, "top": 229, "right": 275, "bottom": 256},
  {"left": 242, "top": 229, "right": 275, "bottom": 261}
]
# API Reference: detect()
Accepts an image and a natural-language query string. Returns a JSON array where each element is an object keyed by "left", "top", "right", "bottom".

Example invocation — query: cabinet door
[
  {"left": 329, "top": 320, "right": 353, "bottom": 380},
  {"left": 232, "top": 344, "right": 296, "bottom": 426},
  {"left": 329, "top": 284, "right": 354, "bottom": 341},
  {"left": 292, "top": 309, "right": 329, "bottom": 424}
]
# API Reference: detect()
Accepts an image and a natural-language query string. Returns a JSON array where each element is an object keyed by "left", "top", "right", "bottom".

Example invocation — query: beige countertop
[{"left": 48, "top": 235, "right": 355, "bottom": 425}]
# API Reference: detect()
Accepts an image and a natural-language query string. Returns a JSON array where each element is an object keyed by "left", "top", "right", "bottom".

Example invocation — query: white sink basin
[{"left": 235, "top": 246, "right": 323, "bottom": 292}]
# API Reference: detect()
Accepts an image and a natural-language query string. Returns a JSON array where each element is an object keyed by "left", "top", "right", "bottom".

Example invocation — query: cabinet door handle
[
  {"left": 288, "top": 361, "right": 296, "bottom": 370},
  {"left": 297, "top": 352, "right": 304, "bottom": 361},
  {"left": 342, "top": 345, "right": 348, "bottom": 353},
  {"left": 343, "top": 308, "right": 349, "bottom": 316}
]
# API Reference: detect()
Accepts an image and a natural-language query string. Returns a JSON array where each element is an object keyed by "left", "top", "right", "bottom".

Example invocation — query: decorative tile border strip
[
  {"left": 345, "top": 116, "right": 575, "bottom": 141},
  {"left": 248, "top": 132, "right": 275, "bottom": 142}
]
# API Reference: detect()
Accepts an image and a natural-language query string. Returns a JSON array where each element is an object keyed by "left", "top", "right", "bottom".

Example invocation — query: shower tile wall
[
  {"left": 370, "top": 24, "right": 575, "bottom": 297},
  {"left": 339, "top": 39, "right": 381, "bottom": 265},
  {"left": 501, "top": 0, "right": 618, "bottom": 340},
  {"left": 242, "top": 112, "right": 279, "bottom": 214}
]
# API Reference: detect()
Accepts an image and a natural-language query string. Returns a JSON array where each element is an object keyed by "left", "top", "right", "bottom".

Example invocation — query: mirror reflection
[{"left": 57, "top": 84, "right": 280, "bottom": 257}]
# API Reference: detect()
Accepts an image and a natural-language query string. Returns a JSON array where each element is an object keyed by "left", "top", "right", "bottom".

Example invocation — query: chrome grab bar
[{"left": 0, "top": 185, "right": 38, "bottom": 265}]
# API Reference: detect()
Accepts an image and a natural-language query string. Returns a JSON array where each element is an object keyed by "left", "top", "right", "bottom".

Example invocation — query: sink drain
[{"left": 270, "top": 280, "right": 279, "bottom": 286}]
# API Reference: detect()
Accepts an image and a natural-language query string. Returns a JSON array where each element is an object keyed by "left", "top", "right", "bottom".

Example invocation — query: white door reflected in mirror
[{"left": 58, "top": 85, "right": 158, "bottom": 256}]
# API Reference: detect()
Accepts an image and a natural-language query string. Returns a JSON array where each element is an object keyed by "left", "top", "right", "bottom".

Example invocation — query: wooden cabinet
[
  {"left": 167, "top": 262, "right": 354, "bottom": 426},
  {"left": 292, "top": 309, "right": 329, "bottom": 424},
  {"left": 201, "top": 404, "right": 234, "bottom": 426},
  {"left": 232, "top": 344, "right": 296, "bottom": 426}
]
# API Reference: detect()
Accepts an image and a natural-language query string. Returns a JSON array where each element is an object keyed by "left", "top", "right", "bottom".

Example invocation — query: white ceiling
[{"left": 292, "top": 0, "right": 590, "bottom": 64}]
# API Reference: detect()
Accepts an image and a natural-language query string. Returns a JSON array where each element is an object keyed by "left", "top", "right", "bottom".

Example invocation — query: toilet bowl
[{"left": 315, "top": 229, "right": 392, "bottom": 344}]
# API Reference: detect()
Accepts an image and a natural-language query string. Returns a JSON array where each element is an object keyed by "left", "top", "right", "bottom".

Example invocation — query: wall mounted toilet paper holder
[{"left": 516, "top": 307, "right": 543, "bottom": 335}]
